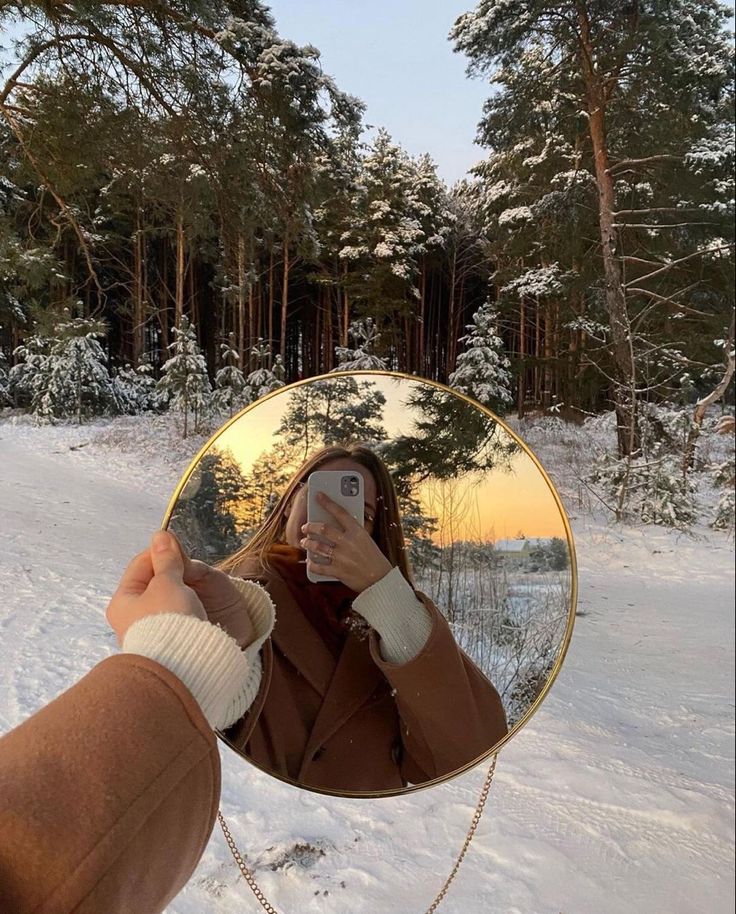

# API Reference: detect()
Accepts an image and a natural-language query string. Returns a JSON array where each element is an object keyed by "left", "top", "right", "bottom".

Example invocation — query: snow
[{"left": 0, "top": 413, "right": 733, "bottom": 914}]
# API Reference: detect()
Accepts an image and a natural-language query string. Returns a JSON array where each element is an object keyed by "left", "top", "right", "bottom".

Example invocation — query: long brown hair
[{"left": 218, "top": 442, "right": 415, "bottom": 585}]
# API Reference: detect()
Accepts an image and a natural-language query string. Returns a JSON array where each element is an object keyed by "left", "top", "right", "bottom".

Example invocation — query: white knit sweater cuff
[
  {"left": 352, "top": 565, "right": 433, "bottom": 663},
  {"left": 122, "top": 577, "right": 275, "bottom": 731},
  {"left": 228, "top": 576, "right": 277, "bottom": 656}
]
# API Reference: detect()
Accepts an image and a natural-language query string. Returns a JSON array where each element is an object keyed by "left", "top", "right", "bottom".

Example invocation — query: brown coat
[
  {"left": 224, "top": 560, "right": 508, "bottom": 794},
  {"left": 0, "top": 654, "right": 220, "bottom": 914}
]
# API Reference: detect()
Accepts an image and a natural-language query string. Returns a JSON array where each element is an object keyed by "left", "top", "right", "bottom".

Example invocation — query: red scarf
[{"left": 265, "top": 543, "right": 360, "bottom": 658}]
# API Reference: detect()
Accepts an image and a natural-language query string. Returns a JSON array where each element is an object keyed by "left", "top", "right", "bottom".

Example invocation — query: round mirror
[{"left": 164, "top": 371, "right": 576, "bottom": 797}]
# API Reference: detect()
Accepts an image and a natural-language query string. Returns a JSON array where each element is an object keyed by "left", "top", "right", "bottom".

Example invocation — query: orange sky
[{"left": 206, "top": 374, "right": 568, "bottom": 545}]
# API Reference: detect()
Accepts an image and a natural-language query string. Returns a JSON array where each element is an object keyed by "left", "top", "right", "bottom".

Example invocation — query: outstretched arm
[
  {"left": 0, "top": 531, "right": 274, "bottom": 914},
  {"left": 0, "top": 654, "right": 220, "bottom": 914}
]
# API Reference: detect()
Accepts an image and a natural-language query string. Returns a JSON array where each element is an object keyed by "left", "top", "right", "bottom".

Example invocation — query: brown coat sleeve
[
  {"left": 0, "top": 654, "right": 221, "bottom": 914},
  {"left": 368, "top": 594, "right": 509, "bottom": 784}
]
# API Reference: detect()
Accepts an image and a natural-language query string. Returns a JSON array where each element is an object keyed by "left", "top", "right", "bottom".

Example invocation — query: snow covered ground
[{"left": 0, "top": 413, "right": 733, "bottom": 914}]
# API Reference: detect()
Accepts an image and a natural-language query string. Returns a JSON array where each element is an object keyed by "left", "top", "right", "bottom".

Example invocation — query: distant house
[{"left": 493, "top": 537, "right": 549, "bottom": 567}]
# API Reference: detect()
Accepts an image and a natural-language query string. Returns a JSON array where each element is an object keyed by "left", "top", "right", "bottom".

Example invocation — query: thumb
[{"left": 150, "top": 530, "right": 184, "bottom": 580}]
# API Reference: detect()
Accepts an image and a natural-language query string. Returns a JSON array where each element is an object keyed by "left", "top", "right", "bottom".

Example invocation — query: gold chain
[{"left": 217, "top": 753, "right": 498, "bottom": 914}]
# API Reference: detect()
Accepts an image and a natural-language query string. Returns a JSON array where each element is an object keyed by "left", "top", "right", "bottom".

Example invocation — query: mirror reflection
[{"left": 167, "top": 372, "right": 574, "bottom": 796}]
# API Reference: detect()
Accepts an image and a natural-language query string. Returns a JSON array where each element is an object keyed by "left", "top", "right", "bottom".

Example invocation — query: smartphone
[{"left": 306, "top": 470, "right": 364, "bottom": 583}]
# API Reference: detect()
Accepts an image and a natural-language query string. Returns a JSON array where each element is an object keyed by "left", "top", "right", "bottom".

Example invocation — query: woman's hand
[
  {"left": 300, "top": 491, "right": 393, "bottom": 593},
  {"left": 106, "top": 531, "right": 207, "bottom": 645},
  {"left": 106, "top": 531, "right": 257, "bottom": 647},
  {"left": 180, "top": 552, "right": 256, "bottom": 648}
]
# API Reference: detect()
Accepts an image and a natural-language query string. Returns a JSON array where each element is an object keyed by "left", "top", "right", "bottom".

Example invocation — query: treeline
[{"left": 0, "top": 1, "right": 734, "bottom": 452}]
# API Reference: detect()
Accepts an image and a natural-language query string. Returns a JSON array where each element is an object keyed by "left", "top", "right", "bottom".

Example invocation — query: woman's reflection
[{"left": 219, "top": 443, "right": 508, "bottom": 793}]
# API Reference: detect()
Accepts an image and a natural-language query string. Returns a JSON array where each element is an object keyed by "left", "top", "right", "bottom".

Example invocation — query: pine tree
[
  {"left": 708, "top": 443, "right": 735, "bottom": 532},
  {"left": 448, "top": 299, "right": 513, "bottom": 412},
  {"left": 338, "top": 130, "right": 425, "bottom": 322},
  {"left": 157, "top": 316, "right": 212, "bottom": 438},
  {"left": 213, "top": 341, "right": 249, "bottom": 416},
  {"left": 244, "top": 339, "right": 286, "bottom": 402},
  {"left": 169, "top": 448, "right": 248, "bottom": 562},
  {"left": 34, "top": 317, "right": 116, "bottom": 424},
  {"left": 240, "top": 440, "right": 303, "bottom": 531},
  {"left": 331, "top": 318, "right": 388, "bottom": 370},
  {"left": 452, "top": 0, "right": 735, "bottom": 455},
  {"left": 0, "top": 351, "right": 10, "bottom": 406},
  {"left": 548, "top": 537, "right": 569, "bottom": 571},
  {"left": 277, "top": 377, "right": 387, "bottom": 460},
  {"left": 112, "top": 359, "right": 157, "bottom": 415},
  {"left": 8, "top": 335, "right": 52, "bottom": 412},
  {"left": 396, "top": 489, "right": 441, "bottom": 577}
]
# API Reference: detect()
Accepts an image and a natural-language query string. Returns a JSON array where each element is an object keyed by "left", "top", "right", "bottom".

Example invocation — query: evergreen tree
[
  {"left": 213, "top": 341, "right": 249, "bottom": 416},
  {"left": 170, "top": 448, "right": 248, "bottom": 563},
  {"left": 331, "top": 318, "right": 388, "bottom": 370},
  {"left": 397, "top": 489, "right": 441, "bottom": 577},
  {"left": 448, "top": 299, "right": 513, "bottom": 412},
  {"left": 548, "top": 537, "right": 569, "bottom": 571},
  {"left": 34, "top": 317, "right": 116, "bottom": 424},
  {"left": 157, "top": 316, "right": 212, "bottom": 438},
  {"left": 244, "top": 339, "right": 286, "bottom": 402},
  {"left": 8, "top": 335, "right": 52, "bottom": 412},
  {"left": 0, "top": 142, "right": 59, "bottom": 342},
  {"left": 0, "top": 351, "right": 10, "bottom": 406},
  {"left": 112, "top": 359, "right": 157, "bottom": 415},
  {"left": 378, "top": 385, "right": 520, "bottom": 492},
  {"left": 277, "top": 377, "right": 387, "bottom": 460},
  {"left": 452, "top": 0, "right": 735, "bottom": 455},
  {"left": 339, "top": 130, "right": 425, "bottom": 322},
  {"left": 239, "top": 440, "right": 303, "bottom": 532}
]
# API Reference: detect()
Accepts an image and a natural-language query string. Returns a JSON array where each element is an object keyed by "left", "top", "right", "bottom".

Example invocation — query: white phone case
[{"left": 306, "top": 470, "right": 364, "bottom": 583}]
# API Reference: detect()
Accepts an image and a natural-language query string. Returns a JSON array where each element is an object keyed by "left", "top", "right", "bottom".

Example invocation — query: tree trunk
[
  {"left": 543, "top": 300, "right": 552, "bottom": 409},
  {"left": 517, "top": 295, "right": 526, "bottom": 418},
  {"left": 314, "top": 298, "right": 321, "bottom": 376},
  {"left": 237, "top": 233, "right": 246, "bottom": 368},
  {"left": 326, "top": 284, "right": 334, "bottom": 370},
  {"left": 159, "top": 241, "right": 170, "bottom": 356},
  {"left": 175, "top": 207, "right": 185, "bottom": 328},
  {"left": 256, "top": 269, "right": 264, "bottom": 343},
  {"left": 268, "top": 249, "right": 275, "bottom": 369},
  {"left": 418, "top": 259, "right": 426, "bottom": 376},
  {"left": 280, "top": 229, "right": 290, "bottom": 361},
  {"left": 553, "top": 298, "right": 561, "bottom": 404},
  {"left": 248, "top": 237, "right": 256, "bottom": 362},
  {"left": 188, "top": 260, "right": 197, "bottom": 329},
  {"left": 132, "top": 206, "right": 144, "bottom": 367},
  {"left": 577, "top": 2, "right": 640, "bottom": 457},
  {"left": 447, "top": 250, "right": 457, "bottom": 376},
  {"left": 534, "top": 302, "right": 541, "bottom": 404},
  {"left": 342, "top": 262, "right": 349, "bottom": 347}
]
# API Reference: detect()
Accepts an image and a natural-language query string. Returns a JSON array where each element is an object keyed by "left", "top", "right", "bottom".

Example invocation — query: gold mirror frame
[{"left": 162, "top": 370, "right": 578, "bottom": 799}]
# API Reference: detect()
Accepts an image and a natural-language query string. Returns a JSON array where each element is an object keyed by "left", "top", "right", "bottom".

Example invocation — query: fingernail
[{"left": 152, "top": 531, "right": 170, "bottom": 553}]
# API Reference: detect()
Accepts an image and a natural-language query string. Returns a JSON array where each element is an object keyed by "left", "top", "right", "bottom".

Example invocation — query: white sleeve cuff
[
  {"left": 351, "top": 565, "right": 434, "bottom": 663},
  {"left": 122, "top": 577, "right": 275, "bottom": 731}
]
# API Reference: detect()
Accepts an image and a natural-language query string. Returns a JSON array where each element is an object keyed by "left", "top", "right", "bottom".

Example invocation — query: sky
[
  {"left": 4, "top": 2, "right": 734, "bottom": 185},
  {"left": 266, "top": 0, "right": 491, "bottom": 185},
  {"left": 266, "top": 0, "right": 736, "bottom": 185}
]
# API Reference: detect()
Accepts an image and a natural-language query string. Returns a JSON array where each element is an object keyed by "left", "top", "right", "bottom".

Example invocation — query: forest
[{"left": 0, "top": 1, "right": 734, "bottom": 526}]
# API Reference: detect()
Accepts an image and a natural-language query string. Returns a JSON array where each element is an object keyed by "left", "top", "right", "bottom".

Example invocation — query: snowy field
[{"left": 0, "top": 413, "right": 733, "bottom": 914}]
